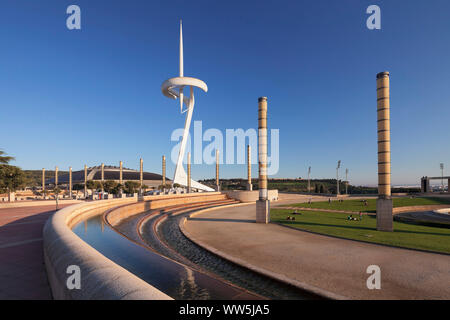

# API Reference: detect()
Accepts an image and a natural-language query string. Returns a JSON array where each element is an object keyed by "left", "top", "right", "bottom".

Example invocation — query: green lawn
[
  {"left": 287, "top": 197, "right": 450, "bottom": 213},
  {"left": 271, "top": 208, "right": 450, "bottom": 254}
]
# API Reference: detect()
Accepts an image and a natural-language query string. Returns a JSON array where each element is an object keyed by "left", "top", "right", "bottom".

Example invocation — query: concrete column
[
  {"left": 162, "top": 155, "right": 166, "bottom": 186},
  {"left": 247, "top": 145, "right": 253, "bottom": 191},
  {"left": 119, "top": 161, "right": 123, "bottom": 185},
  {"left": 307, "top": 167, "right": 311, "bottom": 193},
  {"left": 376, "top": 71, "right": 393, "bottom": 232},
  {"left": 101, "top": 163, "right": 104, "bottom": 193},
  {"left": 69, "top": 167, "right": 72, "bottom": 199},
  {"left": 55, "top": 166, "right": 58, "bottom": 187},
  {"left": 42, "top": 168, "right": 45, "bottom": 196},
  {"left": 84, "top": 165, "right": 87, "bottom": 198},
  {"left": 187, "top": 152, "right": 191, "bottom": 193},
  {"left": 216, "top": 149, "right": 220, "bottom": 191},
  {"left": 256, "top": 97, "right": 270, "bottom": 223},
  {"left": 140, "top": 158, "right": 143, "bottom": 188}
]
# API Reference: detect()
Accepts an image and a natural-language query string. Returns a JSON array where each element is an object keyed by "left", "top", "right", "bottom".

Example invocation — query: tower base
[
  {"left": 256, "top": 200, "right": 270, "bottom": 224},
  {"left": 376, "top": 198, "right": 393, "bottom": 232},
  {"left": 247, "top": 183, "right": 253, "bottom": 191}
]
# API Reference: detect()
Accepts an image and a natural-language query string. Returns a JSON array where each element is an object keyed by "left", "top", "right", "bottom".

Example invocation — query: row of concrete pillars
[
  {"left": 253, "top": 72, "right": 395, "bottom": 229},
  {"left": 42, "top": 159, "right": 146, "bottom": 198}
]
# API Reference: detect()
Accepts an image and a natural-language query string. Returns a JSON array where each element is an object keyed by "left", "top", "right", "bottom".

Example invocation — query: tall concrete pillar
[
  {"left": 42, "top": 168, "right": 45, "bottom": 195},
  {"left": 69, "top": 167, "right": 72, "bottom": 199},
  {"left": 119, "top": 161, "right": 123, "bottom": 185},
  {"left": 256, "top": 97, "right": 270, "bottom": 223},
  {"left": 55, "top": 166, "right": 58, "bottom": 187},
  {"left": 101, "top": 163, "right": 104, "bottom": 193},
  {"left": 216, "top": 149, "right": 220, "bottom": 191},
  {"left": 140, "top": 158, "right": 143, "bottom": 188},
  {"left": 247, "top": 145, "right": 253, "bottom": 191},
  {"left": 376, "top": 71, "right": 393, "bottom": 232},
  {"left": 345, "top": 168, "right": 349, "bottom": 195},
  {"left": 84, "top": 165, "right": 87, "bottom": 198},
  {"left": 307, "top": 166, "right": 311, "bottom": 193},
  {"left": 187, "top": 152, "right": 191, "bottom": 193},
  {"left": 162, "top": 155, "right": 166, "bottom": 186}
]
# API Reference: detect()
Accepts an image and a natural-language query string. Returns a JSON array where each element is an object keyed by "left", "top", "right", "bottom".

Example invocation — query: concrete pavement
[{"left": 182, "top": 203, "right": 450, "bottom": 299}]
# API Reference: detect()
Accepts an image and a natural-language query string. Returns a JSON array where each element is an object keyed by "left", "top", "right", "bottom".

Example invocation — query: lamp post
[{"left": 336, "top": 160, "right": 341, "bottom": 195}]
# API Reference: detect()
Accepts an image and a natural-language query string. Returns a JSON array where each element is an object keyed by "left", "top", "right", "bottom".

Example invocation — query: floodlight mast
[{"left": 161, "top": 21, "right": 213, "bottom": 192}]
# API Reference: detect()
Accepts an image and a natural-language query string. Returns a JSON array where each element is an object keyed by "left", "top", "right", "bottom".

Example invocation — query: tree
[
  {"left": 123, "top": 181, "right": 140, "bottom": 194},
  {"left": 314, "top": 184, "right": 319, "bottom": 193},
  {"left": 85, "top": 180, "right": 96, "bottom": 195},
  {"left": 103, "top": 180, "right": 119, "bottom": 193},
  {"left": 72, "top": 183, "right": 84, "bottom": 191},
  {"left": 319, "top": 184, "right": 324, "bottom": 194},
  {"left": 0, "top": 150, "right": 14, "bottom": 165},
  {"left": 0, "top": 165, "right": 27, "bottom": 201}
]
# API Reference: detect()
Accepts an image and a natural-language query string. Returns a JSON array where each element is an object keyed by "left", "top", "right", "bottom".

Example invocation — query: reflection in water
[
  {"left": 72, "top": 214, "right": 259, "bottom": 300},
  {"left": 178, "top": 267, "right": 210, "bottom": 300}
]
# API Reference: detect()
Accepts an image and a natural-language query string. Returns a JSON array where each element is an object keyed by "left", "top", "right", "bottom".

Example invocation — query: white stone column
[
  {"left": 256, "top": 97, "right": 270, "bottom": 223},
  {"left": 376, "top": 71, "right": 393, "bottom": 232},
  {"left": 69, "top": 167, "right": 72, "bottom": 199},
  {"left": 187, "top": 152, "right": 191, "bottom": 193},
  {"left": 247, "top": 145, "right": 253, "bottom": 191}
]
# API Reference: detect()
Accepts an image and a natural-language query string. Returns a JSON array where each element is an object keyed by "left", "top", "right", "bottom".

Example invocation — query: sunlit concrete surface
[{"left": 183, "top": 202, "right": 450, "bottom": 299}]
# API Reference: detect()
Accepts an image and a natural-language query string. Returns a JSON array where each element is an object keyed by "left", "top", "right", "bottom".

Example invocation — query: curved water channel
[{"left": 72, "top": 207, "right": 320, "bottom": 300}]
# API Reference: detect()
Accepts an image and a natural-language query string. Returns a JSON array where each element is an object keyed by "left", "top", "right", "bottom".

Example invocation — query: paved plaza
[
  {"left": 0, "top": 205, "right": 71, "bottom": 299},
  {"left": 183, "top": 202, "right": 450, "bottom": 299}
]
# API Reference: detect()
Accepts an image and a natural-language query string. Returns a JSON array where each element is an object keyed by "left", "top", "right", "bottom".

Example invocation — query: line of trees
[
  {"left": 0, "top": 150, "right": 27, "bottom": 201},
  {"left": 83, "top": 180, "right": 145, "bottom": 195}
]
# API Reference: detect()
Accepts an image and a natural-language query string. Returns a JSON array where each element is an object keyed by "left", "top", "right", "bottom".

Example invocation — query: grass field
[
  {"left": 287, "top": 197, "right": 450, "bottom": 213},
  {"left": 271, "top": 208, "right": 450, "bottom": 254}
]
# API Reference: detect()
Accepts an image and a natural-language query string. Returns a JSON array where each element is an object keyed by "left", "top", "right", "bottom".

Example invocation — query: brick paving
[{"left": 0, "top": 204, "right": 71, "bottom": 299}]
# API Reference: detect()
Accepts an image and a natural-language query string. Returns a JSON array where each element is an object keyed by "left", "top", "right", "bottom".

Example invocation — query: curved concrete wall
[
  {"left": 108, "top": 192, "right": 228, "bottom": 226},
  {"left": 43, "top": 198, "right": 172, "bottom": 300},
  {"left": 223, "top": 190, "right": 278, "bottom": 202},
  {"left": 392, "top": 204, "right": 450, "bottom": 214}
]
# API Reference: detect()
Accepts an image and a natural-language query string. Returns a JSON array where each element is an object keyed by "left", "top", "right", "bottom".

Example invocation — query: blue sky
[{"left": 1, "top": 0, "right": 449, "bottom": 185}]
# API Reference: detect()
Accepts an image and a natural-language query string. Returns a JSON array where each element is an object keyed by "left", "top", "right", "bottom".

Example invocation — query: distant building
[{"left": 45, "top": 165, "right": 170, "bottom": 189}]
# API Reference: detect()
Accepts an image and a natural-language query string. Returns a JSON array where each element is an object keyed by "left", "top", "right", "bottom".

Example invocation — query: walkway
[
  {"left": 183, "top": 203, "right": 450, "bottom": 299},
  {"left": 0, "top": 204, "right": 72, "bottom": 299}
]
